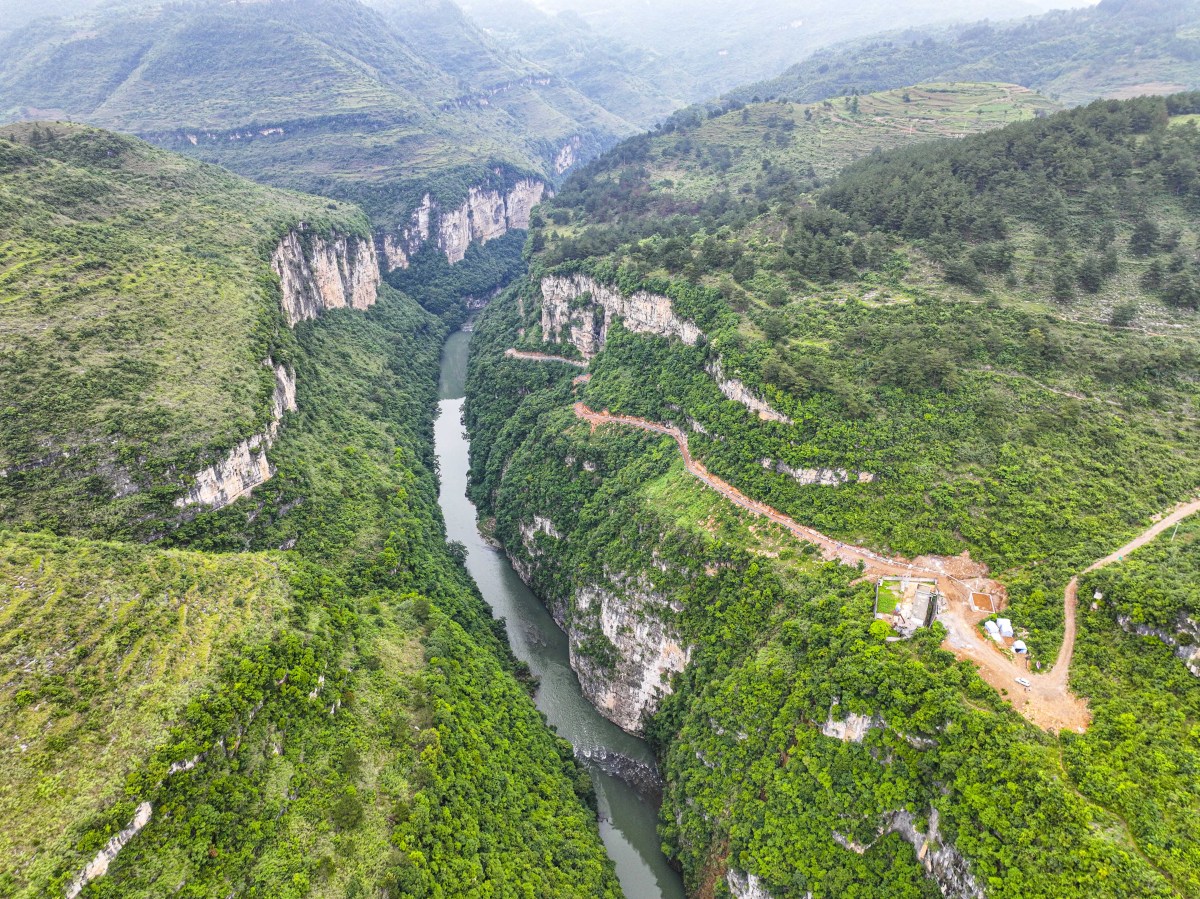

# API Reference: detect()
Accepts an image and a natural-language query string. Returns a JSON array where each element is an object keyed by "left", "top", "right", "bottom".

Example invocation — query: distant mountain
[
  {"left": 455, "top": 0, "right": 687, "bottom": 128},
  {"left": 0, "top": 0, "right": 636, "bottom": 238},
  {"left": 731, "top": 0, "right": 1200, "bottom": 106},
  {"left": 522, "top": 0, "right": 1091, "bottom": 102}
]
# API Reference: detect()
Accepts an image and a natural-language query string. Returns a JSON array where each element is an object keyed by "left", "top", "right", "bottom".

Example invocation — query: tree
[{"left": 1130, "top": 218, "right": 1160, "bottom": 256}]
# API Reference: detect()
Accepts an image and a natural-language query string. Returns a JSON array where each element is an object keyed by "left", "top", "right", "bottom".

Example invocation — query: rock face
[
  {"left": 706, "top": 360, "right": 792, "bottom": 424},
  {"left": 821, "top": 708, "right": 880, "bottom": 743},
  {"left": 1117, "top": 613, "right": 1200, "bottom": 675},
  {"left": 885, "top": 808, "right": 985, "bottom": 899},
  {"left": 571, "top": 580, "right": 691, "bottom": 733},
  {"left": 539, "top": 273, "right": 702, "bottom": 359},
  {"left": 65, "top": 802, "right": 153, "bottom": 899},
  {"left": 727, "top": 869, "right": 789, "bottom": 899},
  {"left": 761, "top": 458, "right": 875, "bottom": 486},
  {"left": 174, "top": 362, "right": 296, "bottom": 511},
  {"left": 512, "top": 511, "right": 689, "bottom": 734},
  {"left": 378, "top": 180, "right": 548, "bottom": 270},
  {"left": 271, "top": 227, "right": 380, "bottom": 327},
  {"left": 555, "top": 135, "right": 583, "bottom": 175}
]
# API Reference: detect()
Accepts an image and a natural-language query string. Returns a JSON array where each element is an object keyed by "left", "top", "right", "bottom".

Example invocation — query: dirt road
[
  {"left": 504, "top": 348, "right": 588, "bottom": 368},
  {"left": 564, "top": 396, "right": 1198, "bottom": 733},
  {"left": 573, "top": 404, "right": 1100, "bottom": 730}
]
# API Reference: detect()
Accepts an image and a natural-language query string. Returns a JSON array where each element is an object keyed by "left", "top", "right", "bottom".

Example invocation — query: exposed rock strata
[
  {"left": 706, "top": 360, "right": 792, "bottom": 424},
  {"left": 65, "top": 802, "right": 153, "bottom": 899},
  {"left": 539, "top": 275, "right": 796, "bottom": 423},
  {"left": 379, "top": 180, "right": 548, "bottom": 270},
  {"left": 1117, "top": 613, "right": 1200, "bottom": 675},
  {"left": 821, "top": 708, "right": 880, "bottom": 743},
  {"left": 555, "top": 135, "right": 583, "bottom": 174},
  {"left": 271, "top": 227, "right": 380, "bottom": 327},
  {"left": 174, "top": 362, "right": 296, "bottom": 510},
  {"left": 509, "top": 510, "right": 690, "bottom": 734},
  {"left": 727, "top": 869, "right": 792, "bottom": 899},
  {"left": 571, "top": 580, "right": 691, "bottom": 733},
  {"left": 884, "top": 808, "right": 985, "bottom": 899},
  {"left": 539, "top": 273, "right": 701, "bottom": 359},
  {"left": 761, "top": 458, "right": 875, "bottom": 486}
]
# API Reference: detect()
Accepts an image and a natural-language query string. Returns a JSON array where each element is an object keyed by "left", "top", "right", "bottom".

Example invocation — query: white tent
[
  {"left": 997, "top": 618, "right": 1014, "bottom": 638},
  {"left": 1012, "top": 640, "right": 1028, "bottom": 654}
]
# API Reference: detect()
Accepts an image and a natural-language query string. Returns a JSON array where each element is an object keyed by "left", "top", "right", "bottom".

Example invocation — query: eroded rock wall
[
  {"left": 884, "top": 809, "right": 985, "bottom": 899},
  {"left": 510, "top": 508, "right": 690, "bottom": 734},
  {"left": 174, "top": 362, "right": 296, "bottom": 511},
  {"left": 706, "top": 360, "right": 792, "bottom": 424},
  {"left": 539, "top": 273, "right": 702, "bottom": 359},
  {"left": 379, "top": 181, "right": 549, "bottom": 270},
  {"left": 271, "top": 227, "right": 380, "bottom": 327},
  {"left": 571, "top": 579, "right": 691, "bottom": 733}
]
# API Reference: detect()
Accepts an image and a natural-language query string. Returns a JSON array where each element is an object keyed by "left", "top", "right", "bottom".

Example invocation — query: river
[{"left": 434, "top": 328, "right": 686, "bottom": 898}]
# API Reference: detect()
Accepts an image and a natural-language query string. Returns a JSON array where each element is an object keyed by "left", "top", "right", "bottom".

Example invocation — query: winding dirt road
[
  {"left": 504, "top": 348, "right": 588, "bottom": 368},
  {"left": 571, "top": 400, "right": 1200, "bottom": 733}
]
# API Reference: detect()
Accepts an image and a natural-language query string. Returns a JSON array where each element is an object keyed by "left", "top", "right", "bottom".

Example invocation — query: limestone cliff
[
  {"left": 885, "top": 809, "right": 985, "bottom": 899},
  {"left": 271, "top": 227, "right": 380, "bottom": 327},
  {"left": 570, "top": 579, "right": 691, "bottom": 733},
  {"left": 726, "top": 870, "right": 783, "bottom": 899},
  {"left": 174, "top": 362, "right": 296, "bottom": 511},
  {"left": 706, "top": 360, "right": 792, "bottom": 424},
  {"left": 539, "top": 273, "right": 702, "bottom": 358},
  {"left": 555, "top": 136, "right": 583, "bottom": 175},
  {"left": 761, "top": 458, "right": 875, "bottom": 487},
  {"left": 65, "top": 802, "right": 153, "bottom": 899},
  {"left": 510, "top": 508, "right": 690, "bottom": 734},
  {"left": 378, "top": 180, "right": 548, "bottom": 270}
]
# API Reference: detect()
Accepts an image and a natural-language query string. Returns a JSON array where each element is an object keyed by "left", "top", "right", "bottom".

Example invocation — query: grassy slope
[
  {"left": 0, "top": 122, "right": 368, "bottom": 538},
  {"left": 0, "top": 127, "right": 621, "bottom": 897},
  {"left": 0, "top": 531, "right": 293, "bottom": 892}
]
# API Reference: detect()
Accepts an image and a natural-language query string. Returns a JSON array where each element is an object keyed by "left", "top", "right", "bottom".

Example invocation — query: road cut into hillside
[{"left": 571, "top": 403, "right": 1105, "bottom": 730}]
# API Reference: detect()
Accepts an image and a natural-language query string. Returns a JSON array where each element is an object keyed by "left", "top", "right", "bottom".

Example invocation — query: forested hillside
[
  {"left": 732, "top": 0, "right": 1200, "bottom": 107},
  {"left": 0, "top": 123, "right": 619, "bottom": 898},
  {"left": 464, "top": 89, "right": 1200, "bottom": 896}
]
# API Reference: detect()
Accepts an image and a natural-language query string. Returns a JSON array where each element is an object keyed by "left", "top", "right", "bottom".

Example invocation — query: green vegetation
[
  {"left": 731, "top": 0, "right": 1200, "bottom": 109},
  {"left": 465, "top": 89, "right": 1200, "bottom": 896},
  {"left": 1067, "top": 515, "right": 1200, "bottom": 895},
  {"left": 524, "top": 91, "right": 1200, "bottom": 660},
  {"left": 0, "top": 0, "right": 633, "bottom": 228},
  {"left": 465, "top": 288, "right": 1190, "bottom": 898},
  {"left": 0, "top": 126, "right": 619, "bottom": 897}
]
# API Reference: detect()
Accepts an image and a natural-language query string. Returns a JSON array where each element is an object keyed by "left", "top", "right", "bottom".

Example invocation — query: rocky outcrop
[
  {"left": 885, "top": 809, "right": 985, "bottom": 899},
  {"left": 539, "top": 274, "right": 702, "bottom": 359},
  {"left": 707, "top": 360, "right": 792, "bottom": 424},
  {"left": 65, "top": 802, "right": 153, "bottom": 899},
  {"left": 761, "top": 458, "right": 875, "bottom": 486},
  {"left": 1116, "top": 614, "right": 1200, "bottom": 676},
  {"left": 570, "top": 579, "right": 691, "bottom": 733},
  {"left": 821, "top": 708, "right": 880, "bottom": 743},
  {"left": 727, "top": 869, "right": 791, "bottom": 899},
  {"left": 555, "top": 135, "right": 583, "bottom": 175},
  {"left": 174, "top": 361, "right": 296, "bottom": 510},
  {"left": 378, "top": 181, "right": 548, "bottom": 270},
  {"left": 271, "top": 227, "right": 380, "bottom": 327}
]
